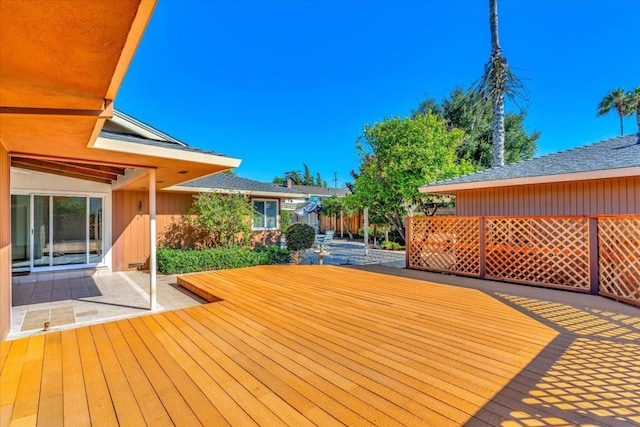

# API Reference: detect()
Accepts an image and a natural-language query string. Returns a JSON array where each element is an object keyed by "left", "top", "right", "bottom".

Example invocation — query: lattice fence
[
  {"left": 407, "top": 217, "right": 480, "bottom": 276},
  {"left": 598, "top": 216, "right": 640, "bottom": 306},
  {"left": 485, "top": 217, "right": 590, "bottom": 291}
]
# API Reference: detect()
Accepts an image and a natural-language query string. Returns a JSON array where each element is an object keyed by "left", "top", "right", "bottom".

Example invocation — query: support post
[
  {"left": 479, "top": 217, "right": 486, "bottom": 279},
  {"left": 363, "top": 207, "right": 369, "bottom": 257},
  {"left": 405, "top": 216, "right": 412, "bottom": 269},
  {"left": 149, "top": 169, "right": 157, "bottom": 310},
  {"left": 588, "top": 217, "right": 599, "bottom": 295}
]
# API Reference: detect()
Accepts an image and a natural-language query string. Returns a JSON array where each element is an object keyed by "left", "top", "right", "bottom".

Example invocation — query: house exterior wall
[
  {"left": 1, "top": 143, "right": 11, "bottom": 340},
  {"left": 455, "top": 176, "right": 640, "bottom": 216},
  {"left": 112, "top": 191, "right": 194, "bottom": 271}
]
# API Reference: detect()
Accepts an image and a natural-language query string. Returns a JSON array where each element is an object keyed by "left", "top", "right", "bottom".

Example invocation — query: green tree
[
  {"left": 476, "top": 0, "right": 527, "bottom": 167},
  {"left": 624, "top": 87, "right": 640, "bottom": 133},
  {"left": 351, "top": 113, "right": 473, "bottom": 242},
  {"left": 321, "top": 195, "right": 359, "bottom": 240},
  {"left": 414, "top": 88, "right": 539, "bottom": 169},
  {"left": 598, "top": 88, "right": 628, "bottom": 136},
  {"left": 302, "top": 163, "right": 314, "bottom": 185},
  {"left": 273, "top": 164, "right": 327, "bottom": 186},
  {"left": 187, "top": 192, "right": 253, "bottom": 248}
]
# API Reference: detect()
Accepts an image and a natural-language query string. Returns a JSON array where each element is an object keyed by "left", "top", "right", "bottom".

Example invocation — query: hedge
[{"left": 157, "top": 245, "right": 290, "bottom": 274}]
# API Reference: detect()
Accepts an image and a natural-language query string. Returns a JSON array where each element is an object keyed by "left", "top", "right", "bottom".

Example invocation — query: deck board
[{"left": 2, "top": 265, "right": 640, "bottom": 426}]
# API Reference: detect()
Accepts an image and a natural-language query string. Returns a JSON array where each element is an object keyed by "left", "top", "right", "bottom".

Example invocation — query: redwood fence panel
[
  {"left": 407, "top": 215, "right": 640, "bottom": 306},
  {"left": 598, "top": 216, "right": 640, "bottom": 306},
  {"left": 484, "top": 216, "right": 590, "bottom": 291},
  {"left": 407, "top": 216, "right": 481, "bottom": 276}
]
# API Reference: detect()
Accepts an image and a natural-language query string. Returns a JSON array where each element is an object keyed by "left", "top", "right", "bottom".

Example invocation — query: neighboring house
[
  {"left": 282, "top": 179, "right": 350, "bottom": 233},
  {"left": 410, "top": 134, "right": 640, "bottom": 307},
  {"left": 165, "top": 174, "right": 307, "bottom": 245},
  {"left": 0, "top": 0, "right": 241, "bottom": 340}
]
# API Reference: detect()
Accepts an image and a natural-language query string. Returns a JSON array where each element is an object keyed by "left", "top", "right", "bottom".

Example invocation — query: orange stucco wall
[
  {"left": 455, "top": 177, "right": 640, "bottom": 216},
  {"left": 1, "top": 143, "right": 11, "bottom": 340}
]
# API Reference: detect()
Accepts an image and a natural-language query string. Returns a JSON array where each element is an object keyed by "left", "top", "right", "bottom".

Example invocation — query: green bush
[
  {"left": 157, "top": 245, "right": 290, "bottom": 274},
  {"left": 284, "top": 223, "right": 315, "bottom": 251},
  {"left": 380, "top": 241, "right": 404, "bottom": 251},
  {"left": 253, "top": 245, "right": 291, "bottom": 264}
]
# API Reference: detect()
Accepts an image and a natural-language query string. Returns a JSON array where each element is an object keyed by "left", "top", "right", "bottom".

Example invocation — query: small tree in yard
[
  {"left": 187, "top": 192, "right": 253, "bottom": 248},
  {"left": 285, "top": 223, "right": 315, "bottom": 264},
  {"left": 352, "top": 113, "right": 473, "bottom": 243}
]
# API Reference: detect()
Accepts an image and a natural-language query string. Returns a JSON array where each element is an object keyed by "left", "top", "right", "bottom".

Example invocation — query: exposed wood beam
[
  {"left": 11, "top": 161, "right": 112, "bottom": 184},
  {"left": 46, "top": 160, "right": 125, "bottom": 176},
  {"left": 8, "top": 152, "right": 145, "bottom": 169},
  {"left": 11, "top": 158, "right": 122, "bottom": 181},
  {"left": 0, "top": 99, "right": 113, "bottom": 118}
]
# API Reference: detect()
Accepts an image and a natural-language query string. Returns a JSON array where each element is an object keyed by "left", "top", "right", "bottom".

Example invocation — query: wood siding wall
[
  {"left": 112, "top": 191, "right": 194, "bottom": 271},
  {"left": 0, "top": 143, "right": 10, "bottom": 340},
  {"left": 112, "top": 192, "right": 284, "bottom": 271},
  {"left": 456, "top": 177, "right": 640, "bottom": 216}
]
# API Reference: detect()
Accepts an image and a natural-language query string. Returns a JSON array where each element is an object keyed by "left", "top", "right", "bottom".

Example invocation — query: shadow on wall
[{"left": 160, "top": 217, "right": 281, "bottom": 249}]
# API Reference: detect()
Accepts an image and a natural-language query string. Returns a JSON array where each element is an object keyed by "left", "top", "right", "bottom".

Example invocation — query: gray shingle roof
[
  {"left": 178, "top": 174, "right": 307, "bottom": 196},
  {"left": 99, "top": 130, "right": 228, "bottom": 157},
  {"left": 422, "top": 134, "right": 640, "bottom": 190},
  {"left": 289, "top": 184, "right": 350, "bottom": 197}
]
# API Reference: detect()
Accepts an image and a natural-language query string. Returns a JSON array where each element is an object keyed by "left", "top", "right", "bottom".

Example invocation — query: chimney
[{"left": 286, "top": 178, "right": 292, "bottom": 188}]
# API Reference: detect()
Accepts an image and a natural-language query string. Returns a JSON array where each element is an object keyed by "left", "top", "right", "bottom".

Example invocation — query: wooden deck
[{"left": 2, "top": 265, "right": 639, "bottom": 426}]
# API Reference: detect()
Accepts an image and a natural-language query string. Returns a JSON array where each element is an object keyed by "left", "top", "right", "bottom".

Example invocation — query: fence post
[
  {"left": 479, "top": 217, "right": 486, "bottom": 279},
  {"left": 405, "top": 216, "right": 412, "bottom": 269},
  {"left": 589, "top": 217, "right": 599, "bottom": 295}
]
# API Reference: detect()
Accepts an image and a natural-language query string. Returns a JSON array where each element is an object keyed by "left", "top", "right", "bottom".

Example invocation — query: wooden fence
[
  {"left": 407, "top": 215, "right": 640, "bottom": 306},
  {"left": 319, "top": 213, "right": 362, "bottom": 236}
]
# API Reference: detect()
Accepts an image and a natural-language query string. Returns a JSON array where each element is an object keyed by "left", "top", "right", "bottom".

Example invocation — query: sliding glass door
[{"left": 11, "top": 194, "right": 104, "bottom": 271}]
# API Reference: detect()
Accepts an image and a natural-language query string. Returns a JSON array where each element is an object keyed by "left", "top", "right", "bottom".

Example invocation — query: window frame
[{"left": 252, "top": 198, "right": 279, "bottom": 231}]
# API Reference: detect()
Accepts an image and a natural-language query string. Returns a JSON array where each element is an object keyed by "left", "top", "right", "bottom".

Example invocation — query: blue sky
[{"left": 117, "top": 0, "right": 640, "bottom": 187}]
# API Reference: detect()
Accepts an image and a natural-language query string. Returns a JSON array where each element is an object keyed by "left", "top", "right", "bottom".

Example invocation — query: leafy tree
[
  {"left": 187, "top": 192, "right": 253, "bottom": 248},
  {"left": 273, "top": 164, "right": 327, "bottom": 186},
  {"left": 321, "top": 195, "right": 359, "bottom": 240},
  {"left": 624, "top": 87, "right": 640, "bottom": 133},
  {"left": 598, "top": 87, "right": 628, "bottom": 136},
  {"left": 476, "top": 0, "right": 527, "bottom": 167},
  {"left": 414, "top": 87, "right": 539, "bottom": 169},
  {"left": 303, "top": 164, "right": 314, "bottom": 185},
  {"left": 351, "top": 113, "right": 474, "bottom": 242}
]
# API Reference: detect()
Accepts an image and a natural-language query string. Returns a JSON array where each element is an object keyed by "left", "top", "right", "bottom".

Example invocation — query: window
[{"left": 253, "top": 199, "right": 278, "bottom": 230}]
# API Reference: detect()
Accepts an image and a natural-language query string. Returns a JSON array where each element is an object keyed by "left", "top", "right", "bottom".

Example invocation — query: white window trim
[{"left": 252, "top": 198, "right": 279, "bottom": 231}]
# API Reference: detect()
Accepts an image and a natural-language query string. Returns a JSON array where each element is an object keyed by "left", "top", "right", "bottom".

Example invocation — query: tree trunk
[
  {"left": 619, "top": 111, "right": 625, "bottom": 136},
  {"left": 489, "top": 0, "right": 505, "bottom": 167},
  {"left": 636, "top": 104, "right": 640, "bottom": 134},
  {"left": 492, "top": 93, "right": 505, "bottom": 167}
]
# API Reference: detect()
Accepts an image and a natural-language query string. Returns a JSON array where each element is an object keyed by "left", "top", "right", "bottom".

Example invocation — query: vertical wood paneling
[
  {"left": 455, "top": 177, "right": 640, "bottom": 216},
  {"left": 0, "top": 143, "right": 11, "bottom": 340}
]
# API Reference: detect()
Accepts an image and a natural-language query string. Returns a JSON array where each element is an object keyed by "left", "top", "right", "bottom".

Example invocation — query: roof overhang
[
  {"left": 164, "top": 185, "right": 306, "bottom": 199},
  {"left": 420, "top": 166, "right": 640, "bottom": 194},
  {"left": 0, "top": 0, "right": 241, "bottom": 190}
]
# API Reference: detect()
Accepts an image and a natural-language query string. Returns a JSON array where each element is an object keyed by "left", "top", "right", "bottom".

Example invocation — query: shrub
[
  {"left": 285, "top": 223, "right": 315, "bottom": 264},
  {"left": 380, "top": 241, "right": 404, "bottom": 251},
  {"left": 187, "top": 192, "right": 253, "bottom": 248},
  {"left": 157, "top": 245, "right": 290, "bottom": 274},
  {"left": 253, "top": 244, "right": 291, "bottom": 264}
]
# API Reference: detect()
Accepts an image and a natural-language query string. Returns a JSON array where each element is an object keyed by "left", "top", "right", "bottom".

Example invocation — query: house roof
[
  {"left": 289, "top": 184, "right": 351, "bottom": 198},
  {"left": 169, "top": 173, "right": 307, "bottom": 198},
  {"left": 421, "top": 134, "right": 640, "bottom": 194},
  {"left": 98, "top": 130, "right": 226, "bottom": 156},
  {"left": 109, "top": 110, "right": 186, "bottom": 145}
]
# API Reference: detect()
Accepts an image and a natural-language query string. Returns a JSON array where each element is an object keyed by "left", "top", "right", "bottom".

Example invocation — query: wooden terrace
[{"left": 1, "top": 265, "right": 639, "bottom": 426}]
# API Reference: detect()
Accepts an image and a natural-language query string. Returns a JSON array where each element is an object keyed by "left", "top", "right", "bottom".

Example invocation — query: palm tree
[
  {"left": 476, "top": 0, "right": 527, "bottom": 167},
  {"left": 597, "top": 88, "right": 627, "bottom": 136},
  {"left": 625, "top": 87, "right": 640, "bottom": 133}
]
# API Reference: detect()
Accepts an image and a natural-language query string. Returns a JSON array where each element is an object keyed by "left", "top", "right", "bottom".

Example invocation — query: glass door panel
[
  {"left": 89, "top": 198, "right": 103, "bottom": 264},
  {"left": 52, "top": 196, "right": 87, "bottom": 266},
  {"left": 10, "top": 195, "right": 30, "bottom": 270},
  {"left": 33, "top": 195, "right": 50, "bottom": 267}
]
